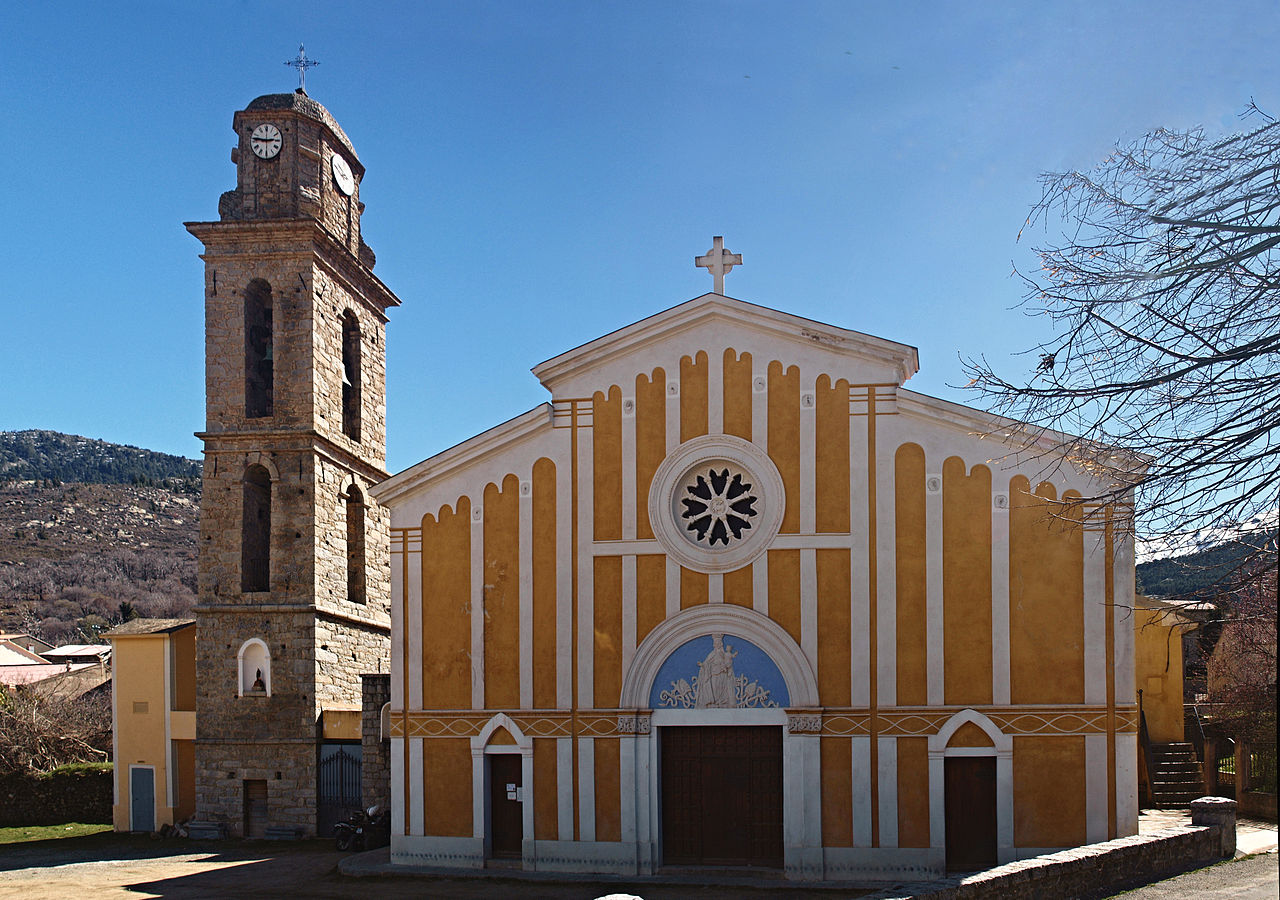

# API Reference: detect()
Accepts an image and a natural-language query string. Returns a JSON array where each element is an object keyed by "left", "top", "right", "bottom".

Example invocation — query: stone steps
[{"left": 1148, "top": 742, "right": 1206, "bottom": 809}]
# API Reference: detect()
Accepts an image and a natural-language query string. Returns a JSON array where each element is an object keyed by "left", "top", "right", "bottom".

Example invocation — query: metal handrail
[{"left": 1138, "top": 689, "right": 1156, "bottom": 808}]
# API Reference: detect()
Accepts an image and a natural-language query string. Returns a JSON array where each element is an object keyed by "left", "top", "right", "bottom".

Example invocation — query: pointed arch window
[
  {"left": 341, "top": 311, "right": 361, "bottom": 442},
  {"left": 244, "top": 279, "right": 274, "bottom": 418},
  {"left": 345, "top": 484, "right": 366, "bottom": 604},
  {"left": 241, "top": 465, "right": 271, "bottom": 592}
]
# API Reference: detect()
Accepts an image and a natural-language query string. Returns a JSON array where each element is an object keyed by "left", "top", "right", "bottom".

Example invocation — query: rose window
[{"left": 679, "top": 467, "right": 759, "bottom": 546}]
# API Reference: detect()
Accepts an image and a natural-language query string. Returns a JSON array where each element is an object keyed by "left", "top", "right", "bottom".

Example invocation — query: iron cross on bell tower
[
  {"left": 695, "top": 236, "right": 743, "bottom": 295},
  {"left": 285, "top": 43, "right": 320, "bottom": 93}
]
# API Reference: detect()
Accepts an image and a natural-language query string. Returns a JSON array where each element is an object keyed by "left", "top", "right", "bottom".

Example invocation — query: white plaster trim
[
  {"left": 991, "top": 490, "right": 1011, "bottom": 706},
  {"left": 619, "top": 735, "right": 636, "bottom": 843},
  {"left": 850, "top": 412, "right": 870, "bottom": 708},
  {"left": 390, "top": 737, "right": 404, "bottom": 836},
  {"left": 620, "top": 604, "right": 819, "bottom": 708},
  {"left": 752, "top": 553, "right": 769, "bottom": 615},
  {"left": 406, "top": 537, "right": 423, "bottom": 710},
  {"left": 878, "top": 737, "right": 899, "bottom": 848},
  {"left": 577, "top": 422, "right": 594, "bottom": 708},
  {"left": 163, "top": 642, "right": 173, "bottom": 812},
  {"left": 409, "top": 738, "right": 424, "bottom": 835},
  {"left": 800, "top": 548, "right": 818, "bottom": 674},
  {"left": 519, "top": 484, "right": 533, "bottom": 710},
  {"left": 391, "top": 834, "right": 485, "bottom": 868},
  {"left": 665, "top": 379, "right": 680, "bottom": 454},
  {"left": 876, "top": 425, "right": 897, "bottom": 706},
  {"left": 578, "top": 738, "right": 595, "bottom": 842},
  {"left": 665, "top": 558, "right": 680, "bottom": 620},
  {"left": 621, "top": 394, "right": 636, "bottom": 541},
  {"left": 622, "top": 555, "right": 637, "bottom": 681},
  {"left": 925, "top": 464, "right": 943, "bottom": 706},
  {"left": 471, "top": 713, "right": 533, "bottom": 752},
  {"left": 647, "top": 434, "right": 786, "bottom": 573},
  {"left": 852, "top": 736, "right": 873, "bottom": 847},
  {"left": 708, "top": 572, "right": 724, "bottom": 604},
  {"left": 650, "top": 707, "right": 788, "bottom": 728},
  {"left": 470, "top": 504, "right": 484, "bottom": 709},
  {"left": 799, "top": 381, "right": 816, "bottom": 536},
  {"left": 556, "top": 459, "right": 573, "bottom": 709},
  {"left": 1084, "top": 733, "right": 1108, "bottom": 843},
  {"left": 1116, "top": 733, "right": 1139, "bottom": 837},
  {"left": 556, "top": 738, "right": 573, "bottom": 841}
]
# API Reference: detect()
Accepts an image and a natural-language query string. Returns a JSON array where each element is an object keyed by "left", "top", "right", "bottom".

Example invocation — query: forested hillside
[{"left": 0, "top": 430, "right": 200, "bottom": 488}]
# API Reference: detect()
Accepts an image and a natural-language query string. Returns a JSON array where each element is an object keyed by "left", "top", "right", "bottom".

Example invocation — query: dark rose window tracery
[{"left": 679, "top": 467, "right": 759, "bottom": 546}]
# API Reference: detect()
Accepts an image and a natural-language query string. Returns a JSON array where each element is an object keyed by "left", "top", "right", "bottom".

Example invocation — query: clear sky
[{"left": 2, "top": 2, "right": 1275, "bottom": 474}]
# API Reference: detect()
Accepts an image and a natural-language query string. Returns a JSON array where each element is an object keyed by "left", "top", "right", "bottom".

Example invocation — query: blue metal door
[{"left": 130, "top": 767, "right": 155, "bottom": 833}]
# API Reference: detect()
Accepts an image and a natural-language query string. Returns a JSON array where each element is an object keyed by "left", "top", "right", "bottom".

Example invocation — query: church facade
[{"left": 372, "top": 277, "right": 1140, "bottom": 879}]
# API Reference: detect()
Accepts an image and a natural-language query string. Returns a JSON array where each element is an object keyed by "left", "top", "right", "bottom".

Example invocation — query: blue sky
[{"left": 2, "top": 2, "right": 1275, "bottom": 473}]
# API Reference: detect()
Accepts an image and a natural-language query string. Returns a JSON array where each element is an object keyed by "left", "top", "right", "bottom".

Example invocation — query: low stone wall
[
  {"left": 1239, "top": 792, "right": 1277, "bottom": 822},
  {"left": 0, "top": 766, "right": 112, "bottom": 827},
  {"left": 911, "top": 828, "right": 1222, "bottom": 899}
]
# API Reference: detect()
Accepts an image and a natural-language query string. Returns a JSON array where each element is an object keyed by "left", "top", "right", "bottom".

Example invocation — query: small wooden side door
[
  {"left": 488, "top": 754, "right": 523, "bottom": 859},
  {"left": 944, "top": 756, "right": 997, "bottom": 871}
]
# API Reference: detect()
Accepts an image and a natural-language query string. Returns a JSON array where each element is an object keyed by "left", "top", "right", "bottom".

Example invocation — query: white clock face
[
  {"left": 331, "top": 153, "right": 355, "bottom": 196},
  {"left": 250, "top": 123, "right": 282, "bottom": 159}
]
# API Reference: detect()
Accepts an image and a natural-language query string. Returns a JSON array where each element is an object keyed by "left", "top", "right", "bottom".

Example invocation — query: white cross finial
[
  {"left": 285, "top": 43, "right": 320, "bottom": 94},
  {"left": 695, "top": 236, "right": 743, "bottom": 295}
]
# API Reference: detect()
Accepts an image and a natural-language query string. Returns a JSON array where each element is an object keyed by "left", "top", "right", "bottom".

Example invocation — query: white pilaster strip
[
  {"left": 799, "top": 383, "right": 816, "bottom": 535},
  {"left": 390, "top": 737, "right": 405, "bottom": 836},
  {"left": 622, "top": 555, "right": 637, "bottom": 678},
  {"left": 620, "top": 736, "right": 637, "bottom": 842},
  {"left": 1115, "top": 733, "right": 1139, "bottom": 837},
  {"left": 471, "top": 500, "right": 485, "bottom": 710},
  {"left": 556, "top": 737, "right": 573, "bottom": 840},
  {"left": 519, "top": 484, "right": 534, "bottom": 710},
  {"left": 991, "top": 489, "right": 1011, "bottom": 706},
  {"left": 800, "top": 548, "right": 817, "bottom": 671},
  {"left": 409, "top": 737, "right": 424, "bottom": 835},
  {"left": 407, "top": 538, "right": 423, "bottom": 711},
  {"left": 925, "top": 464, "right": 943, "bottom": 706},
  {"left": 1084, "top": 733, "right": 1108, "bottom": 843},
  {"left": 709, "top": 572, "right": 724, "bottom": 604},
  {"left": 708, "top": 349, "right": 724, "bottom": 435},
  {"left": 1083, "top": 527, "right": 1107, "bottom": 705},
  {"left": 621, "top": 394, "right": 636, "bottom": 541},
  {"left": 665, "top": 558, "right": 680, "bottom": 620},
  {"left": 578, "top": 737, "right": 596, "bottom": 841},
  {"left": 876, "top": 433, "right": 897, "bottom": 707},
  {"left": 1113, "top": 532, "right": 1136, "bottom": 703},
  {"left": 752, "top": 555, "right": 769, "bottom": 615},
  {"left": 849, "top": 406, "right": 870, "bottom": 708},
  {"left": 471, "top": 748, "right": 484, "bottom": 839},
  {"left": 852, "top": 736, "right": 873, "bottom": 847},
  {"left": 877, "top": 736, "right": 898, "bottom": 848},
  {"left": 665, "top": 378, "right": 680, "bottom": 453},
  {"left": 578, "top": 421, "right": 595, "bottom": 708},
  {"left": 556, "top": 455, "right": 574, "bottom": 709}
]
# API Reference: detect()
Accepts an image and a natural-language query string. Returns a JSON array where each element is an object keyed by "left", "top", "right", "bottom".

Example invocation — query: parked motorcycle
[{"left": 334, "top": 805, "right": 390, "bottom": 851}]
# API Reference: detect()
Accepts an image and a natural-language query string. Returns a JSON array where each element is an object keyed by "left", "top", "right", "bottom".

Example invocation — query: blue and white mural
[{"left": 649, "top": 633, "right": 788, "bottom": 709}]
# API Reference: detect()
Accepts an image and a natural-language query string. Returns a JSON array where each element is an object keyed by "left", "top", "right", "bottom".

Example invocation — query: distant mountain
[
  {"left": 1136, "top": 529, "right": 1275, "bottom": 600},
  {"left": 0, "top": 430, "right": 200, "bottom": 488}
]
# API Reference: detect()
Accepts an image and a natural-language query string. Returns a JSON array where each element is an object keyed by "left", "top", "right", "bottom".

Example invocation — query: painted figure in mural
[{"left": 695, "top": 633, "right": 738, "bottom": 707}]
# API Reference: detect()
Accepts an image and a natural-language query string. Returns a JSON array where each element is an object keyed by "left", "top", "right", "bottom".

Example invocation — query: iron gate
[{"left": 317, "top": 746, "right": 362, "bottom": 837}]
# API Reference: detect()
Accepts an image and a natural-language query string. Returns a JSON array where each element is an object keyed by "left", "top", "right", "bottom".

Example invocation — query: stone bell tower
[{"left": 186, "top": 89, "right": 401, "bottom": 837}]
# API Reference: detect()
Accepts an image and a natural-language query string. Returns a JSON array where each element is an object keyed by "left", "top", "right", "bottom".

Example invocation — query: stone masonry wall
[{"left": 361, "top": 673, "right": 392, "bottom": 813}]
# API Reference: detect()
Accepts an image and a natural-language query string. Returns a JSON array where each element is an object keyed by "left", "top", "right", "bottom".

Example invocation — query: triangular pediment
[{"left": 531, "top": 294, "right": 919, "bottom": 396}]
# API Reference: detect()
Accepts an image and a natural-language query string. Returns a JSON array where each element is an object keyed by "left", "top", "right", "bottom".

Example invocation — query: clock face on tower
[
  {"left": 250, "top": 123, "right": 282, "bottom": 159},
  {"left": 331, "top": 153, "right": 355, "bottom": 196}
]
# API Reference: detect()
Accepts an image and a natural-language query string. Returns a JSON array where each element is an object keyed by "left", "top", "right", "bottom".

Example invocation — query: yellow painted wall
[
  {"left": 422, "top": 499, "right": 471, "bottom": 709},
  {"left": 594, "top": 386, "right": 623, "bottom": 541},
  {"left": 1013, "top": 736, "right": 1087, "bottom": 848},
  {"left": 534, "top": 738, "right": 558, "bottom": 839},
  {"left": 595, "top": 738, "right": 621, "bottom": 842},
  {"left": 815, "top": 376, "right": 850, "bottom": 533},
  {"left": 768, "top": 361, "right": 800, "bottom": 534},
  {"left": 821, "top": 737, "right": 853, "bottom": 846},
  {"left": 724, "top": 564, "right": 752, "bottom": 608},
  {"left": 680, "top": 352, "right": 709, "bottom": 441},
  {"left": 896, "top": 737, "right": 930, "bottom": 848},
  {"left": 424, "top": 738, "right": 472, "bottom": 837},
  {"left": 680, "top": 567, "right": 708, "bottom": 609},
  {"left": 484, "top": 476, "right": 520, "bottom": 709},
  {"left": 111, "top": 634, "right": 171, "bottom": 831},
  {"left": 1010, "top": 478, "right": 1085, "bottom": 704},
  {"left": 636, "top": 554, "right": 666, "bottom": 645},
  {"left": 723, "top": 349, "right": 752, "bottom": 440},
  {"left": 1134, "top": 606, "right": 1187, "bottom": 743},
  {"left": 895, "top": 443, "right": 928, "bottom": 706},
  {"left": 594, "top": 556, "right": 623, "bottom": 708},
  {"left": 634, "top": 368, "right": 666, "bottom": 540},
  {"left": 532, "top": 458, "right": 558, "bottom": 709},
  {"left": 943, "top": 458, "right": 993, "bottom": 706},
  {"left": 817, "top": 549, "right": 851, "bottom": 706},
  {"left": 767, "top": 549, "right": 802, "bottom": 647}
]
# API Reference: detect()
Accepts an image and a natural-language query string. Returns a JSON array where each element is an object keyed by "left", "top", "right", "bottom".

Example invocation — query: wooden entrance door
[
  {"left": 243, "top": 779, "right": 267, "bottom": 838},
  {"left": 661, "top": 726, "right": 783, "bottom": 867},
  {"left": 488, "top": 754, "right": 522, "bottom": 859},
  {"left": 944, "top": 756, "right": 997, "bottom": 871}
]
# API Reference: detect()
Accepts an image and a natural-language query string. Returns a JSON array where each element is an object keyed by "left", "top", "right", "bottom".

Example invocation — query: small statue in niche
[{"left": 251, "top": 668, "right": 266, "bottom": 693}]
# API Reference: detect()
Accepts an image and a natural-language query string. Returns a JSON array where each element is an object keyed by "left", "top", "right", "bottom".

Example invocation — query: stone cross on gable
[
  {"left": 695, "top": 236, "right": 743, "bottom": 295},
  {"left": 285, "top": 43, "right": 320, "bottom": 93}
]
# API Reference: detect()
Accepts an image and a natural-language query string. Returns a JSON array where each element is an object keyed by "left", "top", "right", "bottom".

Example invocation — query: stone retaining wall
[
  {"left": 0, "top": 767, "right": 112, "bottom": 827},
  {"left": 910, "top": 827, "right": 1222, "bottom": 899}
]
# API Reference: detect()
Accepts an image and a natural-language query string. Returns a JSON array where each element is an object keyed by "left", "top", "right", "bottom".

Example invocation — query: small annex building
[
  {"left": 371, "top": 268, "right": 1141, "bottom": 880},
  {"left": 105, "top": 618, "right": 197, "bottom": 833}
]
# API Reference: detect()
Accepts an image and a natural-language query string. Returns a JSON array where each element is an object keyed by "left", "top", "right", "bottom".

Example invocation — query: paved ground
[{"left": 0, "top": 814, "right": 1273, "bottom": 900}]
